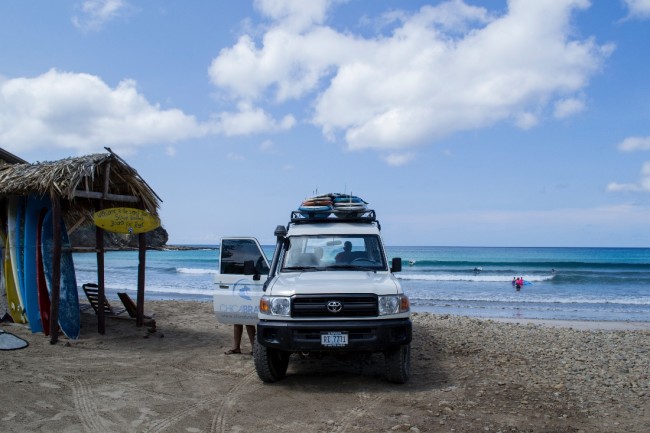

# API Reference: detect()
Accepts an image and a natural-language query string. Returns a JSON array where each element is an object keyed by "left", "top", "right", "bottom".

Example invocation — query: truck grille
[{"left": 291, "top": 294, "right": 378, "bottom": 318}]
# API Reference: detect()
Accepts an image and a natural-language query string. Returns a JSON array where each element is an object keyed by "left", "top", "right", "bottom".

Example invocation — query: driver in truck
[{"left": 335, "top": 241, "right": 353, "bottom": 263}]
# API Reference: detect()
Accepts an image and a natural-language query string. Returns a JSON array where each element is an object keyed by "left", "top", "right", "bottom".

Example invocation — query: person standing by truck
[{"left": 225, "top": 324, "right": 256, "bottom": 355}]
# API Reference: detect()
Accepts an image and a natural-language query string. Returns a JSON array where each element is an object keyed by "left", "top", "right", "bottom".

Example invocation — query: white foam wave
[
  {"left": 406, "top": 294, "right": 650, "bottom": 305},
  {"left": 176, "top": 268, "right": 218, "bottom": 275},
  {"left": 398, "top": 274, "right": 554, "bottom": 282},
  {"left": 111, "top": 286, "right": 215, "bottom": 296}
]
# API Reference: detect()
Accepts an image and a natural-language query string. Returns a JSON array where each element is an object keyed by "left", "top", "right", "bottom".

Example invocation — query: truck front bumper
[{"left": 257, "top": 318, "right": 412, "bottom": 352}]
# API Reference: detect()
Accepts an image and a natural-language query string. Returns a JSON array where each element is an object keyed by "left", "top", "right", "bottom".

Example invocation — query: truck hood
[{"left": 267, "top": 271, "right": 400, "bottom": 296}]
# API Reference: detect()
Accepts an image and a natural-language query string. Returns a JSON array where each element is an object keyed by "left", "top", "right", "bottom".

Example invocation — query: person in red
[{"left": 515, "top": 277, "right": 523, "bottom": 291}]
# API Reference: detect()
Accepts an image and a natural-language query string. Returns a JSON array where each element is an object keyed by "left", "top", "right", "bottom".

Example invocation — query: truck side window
[{"left": 220, "top": 239, "right": 269, "bottom": 275}]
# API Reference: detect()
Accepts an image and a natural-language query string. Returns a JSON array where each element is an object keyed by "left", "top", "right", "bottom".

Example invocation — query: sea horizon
[
  {"left": 167, "top": 243, "right": 650, "bottom": 249},
  {"left": 73, "top": 245, "right": 650, "bottom": 323}
]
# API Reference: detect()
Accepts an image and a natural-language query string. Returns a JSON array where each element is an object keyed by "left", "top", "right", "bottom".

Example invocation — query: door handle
[{"left": 219, "top": 285, "right": 229, "bottom": 289}]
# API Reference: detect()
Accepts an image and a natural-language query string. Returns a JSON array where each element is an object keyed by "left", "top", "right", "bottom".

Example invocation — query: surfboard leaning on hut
[{"left": 0, "top": 148, "right": 162, "bottom": 342}]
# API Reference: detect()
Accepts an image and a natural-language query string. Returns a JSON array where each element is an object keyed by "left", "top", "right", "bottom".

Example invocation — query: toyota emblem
[{"left": 326, "top": 300, "right": 343, "bottom": 313}]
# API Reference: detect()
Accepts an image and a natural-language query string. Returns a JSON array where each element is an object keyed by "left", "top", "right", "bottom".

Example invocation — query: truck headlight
[
  {"left": 260, "top": 296, "right": 291, "bottom": 316},
  {"left": 378, "top": 294, "right": 410, "bottom": 315}
]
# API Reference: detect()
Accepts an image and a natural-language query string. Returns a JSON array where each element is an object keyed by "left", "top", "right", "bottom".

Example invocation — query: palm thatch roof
[{"left": 0, "top": 148, "right": 161, "bottom": 215}]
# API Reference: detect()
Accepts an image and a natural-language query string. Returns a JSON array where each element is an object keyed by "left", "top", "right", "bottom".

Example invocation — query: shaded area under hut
[{"left": 0, "top": 148, "right": 162, "bottom": 342}]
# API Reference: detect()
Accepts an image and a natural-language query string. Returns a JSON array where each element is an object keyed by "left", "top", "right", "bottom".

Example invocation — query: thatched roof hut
[
  {"left": 0, "top": 148, "right": 162, "bottom": 341},
  {"left": 0, "top": 149, "right": 160, "bottom": 217}
]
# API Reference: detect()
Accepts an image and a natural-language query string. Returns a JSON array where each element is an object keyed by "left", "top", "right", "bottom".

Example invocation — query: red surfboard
[{"left": 36, "top": 208, "right": 51, "bottom": 335}]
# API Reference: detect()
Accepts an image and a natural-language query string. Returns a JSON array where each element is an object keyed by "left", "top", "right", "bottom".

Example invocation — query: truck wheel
[
  {"left": 384, "top": 344, "right": 410, "bottom": 384},
  {"left": 254, "top": 341, "right": 290, "bottom": 382}
]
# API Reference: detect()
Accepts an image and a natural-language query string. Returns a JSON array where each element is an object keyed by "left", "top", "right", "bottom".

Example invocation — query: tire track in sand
[
  {"left": 72, "top": 378, "right": 112, "bottom": 433},
  {"left": 330, "top": 391, "right": 385, "bottom": 433},
  {"left": 143, "top": 394, "right": 222, "bottom": 433},
  {"left": 210, "top": 370, "right": 259, "bottom": 433},
  {"left": 143, "top": 370, "right": 258, "bottom": 433}
]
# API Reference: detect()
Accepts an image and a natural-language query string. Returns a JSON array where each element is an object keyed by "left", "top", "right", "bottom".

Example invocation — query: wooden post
[
  {"left": 96, "top": 222, "right": 105, "bottom": 334},
  {"left": 49, "top": 198, "right": 61, "bottom": 344},
  {"left": 136, "top": 232, "right": 146, "bottom": 327}
]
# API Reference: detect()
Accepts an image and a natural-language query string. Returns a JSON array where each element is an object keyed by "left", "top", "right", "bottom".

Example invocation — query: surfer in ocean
[{"left": 515, "top": 277, "right": 523, "bottom": 291}]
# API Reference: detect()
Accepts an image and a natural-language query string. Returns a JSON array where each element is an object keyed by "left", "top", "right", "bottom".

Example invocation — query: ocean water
[{"left": 72, "top": 246, "right": 650, "bottom": 322}]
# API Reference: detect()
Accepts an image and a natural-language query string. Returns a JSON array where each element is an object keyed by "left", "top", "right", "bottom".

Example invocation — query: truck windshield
[{"left": 281, "top": 235, "right": 387, "bottom": 272}]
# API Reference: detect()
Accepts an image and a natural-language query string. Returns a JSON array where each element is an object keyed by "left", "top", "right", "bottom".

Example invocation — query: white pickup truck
[{"left": 214, "top": 207, "right": 412, "bottom": 383}]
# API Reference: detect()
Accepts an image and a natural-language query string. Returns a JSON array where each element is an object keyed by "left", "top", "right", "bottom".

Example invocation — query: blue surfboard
[
  {"left": 7, "top": 197, "right": 27, "bottom": 323},
  {"left": 23, "top": 195, "right": 51, "bottom": 333},
  {"left": 41, "top": 210, "right": 80, "bottom": 340}
]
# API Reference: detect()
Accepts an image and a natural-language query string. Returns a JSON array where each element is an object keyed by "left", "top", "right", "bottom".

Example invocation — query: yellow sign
[{"left": 93, "top": 207, "right": 160, "bottom": 234}]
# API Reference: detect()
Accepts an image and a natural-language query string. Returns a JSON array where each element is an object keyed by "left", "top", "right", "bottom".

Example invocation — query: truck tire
[
  {"left": 384, "top": 344, "right": 410, "bottom": 384},
  {"left": 254, "top": 341, "right": 290, "bottom": 382}
]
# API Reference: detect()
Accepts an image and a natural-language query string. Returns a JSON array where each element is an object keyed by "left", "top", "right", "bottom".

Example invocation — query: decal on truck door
[{"left": 213, "top": 238, "right": 269, "bottom": 325}]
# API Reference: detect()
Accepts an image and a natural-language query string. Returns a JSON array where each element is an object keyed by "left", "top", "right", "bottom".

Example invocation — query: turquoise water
[{"left": 73, "top": 246, "right": 650, "bottom": 322}]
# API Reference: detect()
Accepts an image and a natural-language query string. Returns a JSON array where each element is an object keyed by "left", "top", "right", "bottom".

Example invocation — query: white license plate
[{"left": 321, "top": 331, "right": 348, "bottom": 347}]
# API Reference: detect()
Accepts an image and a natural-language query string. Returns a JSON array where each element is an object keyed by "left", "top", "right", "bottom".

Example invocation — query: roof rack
[{"left": 290, "top": 209, "right": 377, "bottom": 224}]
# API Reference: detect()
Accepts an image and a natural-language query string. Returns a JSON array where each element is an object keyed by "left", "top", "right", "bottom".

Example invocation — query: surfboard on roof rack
[
  {"left": 298, "top": 192, "right": 368, "bottom": 218},
  {"left": 333, "top": 195, "right": 366, "bottom": 204},
  {"left": 298, "top": 205, "right": 332, "bottom": 218}
]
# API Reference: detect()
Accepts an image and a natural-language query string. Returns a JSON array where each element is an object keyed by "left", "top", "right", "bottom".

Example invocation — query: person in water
[{"left": 515, "top": 277, "right": 523, "bottom": 291}]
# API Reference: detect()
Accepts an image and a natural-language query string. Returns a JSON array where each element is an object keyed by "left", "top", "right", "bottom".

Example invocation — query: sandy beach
[{"left": 1, "top": 300, "right": 648, "bottom": 433}]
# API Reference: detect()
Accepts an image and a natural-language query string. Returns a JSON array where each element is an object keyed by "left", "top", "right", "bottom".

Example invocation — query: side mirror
[{"left": 391, "top": 257, "right": 402, "bottom": 273}]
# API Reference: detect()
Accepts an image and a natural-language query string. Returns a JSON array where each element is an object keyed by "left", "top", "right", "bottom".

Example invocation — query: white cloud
[
  {"left": 611, "top": 139, "right": 650, "bottom": 191},
  {"left": 211, "top": 102, "right": 296, "bottom": 136},
  {"left": 72, "top": 0, "right": 131, "bottom": 31},
  {"left": 254, "top": 0, "right": 335, "bottom": 31},
  {"left": 554, "top": 97, "right": 585, "bottom": 118},
  {"left": 209, "top": 0, "right": 613, "bottom": 155},
  {"left": 0, "top": 68, "right": 297, "bottom": 155},
  {"left": 617, "top": 136, "right": 650, "bottom": 152},
  {"left": 227, "top": 152, "right": 245, "bottom": 161},
  {"left": 0, "top": 69, "right": 205, "bottom": 154},
  {"left": 623, "top": 0, "right": 650, "bottom": 19},
  {"left": 259, "top": 139, "right": 274, "bottom": 151},
  {"left": 515, "top": 112, "right": 539, "bottom": 129},
  {"left": 606, "top": 161, "right": 650, "bottom": 192},
  {"left": 382, "top": 152, "right": 415, "bottom": 166},
  {"left": 390, "top": 202, "right": 650, "bottom": 229},
  {"left": 165, "top": 146, "right": 176, "bottom": 157}
]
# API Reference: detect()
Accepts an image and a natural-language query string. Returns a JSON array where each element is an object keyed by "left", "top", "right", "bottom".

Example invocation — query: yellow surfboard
[
  {"left": 4, "top": 236, "right": 26, "bottom": 323},
  {"left": 93, "top": 207, "right": 161, "bottom": 234}
]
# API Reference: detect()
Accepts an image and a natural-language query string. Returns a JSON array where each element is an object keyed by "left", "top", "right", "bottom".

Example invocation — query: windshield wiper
[
  {"left": 283, "top": 266, "right": 319, "bottom": 272},
  {"left": 327, "top": 265, "right": 377, "bottom": 272}
]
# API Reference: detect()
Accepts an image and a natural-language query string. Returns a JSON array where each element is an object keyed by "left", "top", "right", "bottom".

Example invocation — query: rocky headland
[{"left": 68, "top": 222, "right": 169, "bottom": 250}]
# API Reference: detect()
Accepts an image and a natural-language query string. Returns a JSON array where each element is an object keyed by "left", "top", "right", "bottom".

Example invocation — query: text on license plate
[{"left": 321, "top": 331, "right": 348, "bottom": 347}]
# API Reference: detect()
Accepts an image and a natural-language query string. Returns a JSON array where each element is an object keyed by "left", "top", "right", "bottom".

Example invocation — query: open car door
[{"left": 213, "top": 237, "right": 270, "bottom": 325}]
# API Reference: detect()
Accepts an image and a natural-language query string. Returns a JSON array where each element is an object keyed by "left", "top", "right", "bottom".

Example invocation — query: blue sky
[{"left": 1, "top": 0, "right": 650, "bottom": 247}]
